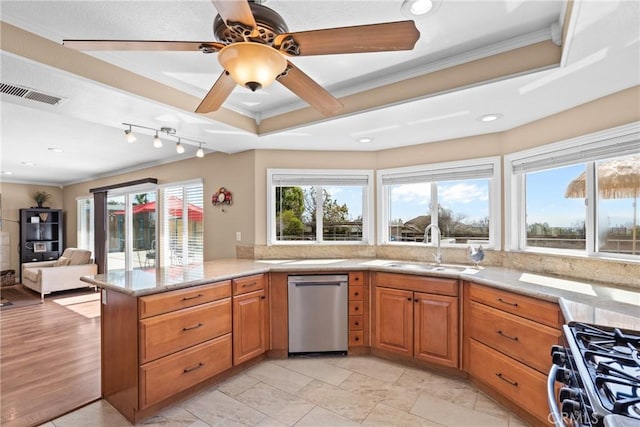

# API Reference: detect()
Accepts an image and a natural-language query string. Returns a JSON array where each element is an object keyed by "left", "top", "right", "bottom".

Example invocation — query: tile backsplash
[{"left": 237, "top": 244, "right": 639, "bottom": 291}]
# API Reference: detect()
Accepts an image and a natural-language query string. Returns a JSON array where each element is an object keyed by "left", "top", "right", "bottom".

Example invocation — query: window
[
  {"left": 267, "top": 169, "right": 374, "bottom": 245},
  {"left": 505, "top": 122, "right": 639, "bottom": 259},
  {"left": 161, "top": 180, "right": 204, "bottom": 265},
  {"left": 76, "top": 196, "right": 94, "bottom": 253},
  {"left": 377, "top": 157, "right": 501, "bottom": 247}
]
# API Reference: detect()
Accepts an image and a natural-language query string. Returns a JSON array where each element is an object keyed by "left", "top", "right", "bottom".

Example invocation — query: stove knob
[
  {"left": 555, "top": 367, "right": 573, "bottom": 384},
  {"left": 552, "top": 350, "right": 567, "bottom": 366},
  {"left": 550, "top": 345, "right": 565, "bottom": 356},
  {"left": 559, "top": 387, "right": 580, "bottom": 401},
  {"left": 561, "top": 399, "right": 582, "bottom": 419}
]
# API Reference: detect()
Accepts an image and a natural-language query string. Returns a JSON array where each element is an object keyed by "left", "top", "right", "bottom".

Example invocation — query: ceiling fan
[{"left": 63, "top": 0, "right": 420, "bottom": 117}]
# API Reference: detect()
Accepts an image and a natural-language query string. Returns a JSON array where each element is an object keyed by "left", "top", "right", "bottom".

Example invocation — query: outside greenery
[{"left": 275, "top": 186, "right": 362, "bottom": 241}]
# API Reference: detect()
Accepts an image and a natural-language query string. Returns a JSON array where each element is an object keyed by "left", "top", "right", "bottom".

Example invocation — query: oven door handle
[{"left": 547, "top": 364, "right": 565, "bottom": 427}]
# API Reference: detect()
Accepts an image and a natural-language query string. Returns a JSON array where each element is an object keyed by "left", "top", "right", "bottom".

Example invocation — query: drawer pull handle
[
  {"left": 354, "top": 306, "right": 359, "bottom": 311},
  {"left": 182, "top": 294, "right": 203, "bottom": 301},
  {"left": 355, "top": 336, "right": 360, "bottom": 341},
  {"left": 182, "top": 323, "right": 204, "bottom": 331},
  {"left": 242, "top": 282, "right": 257, "bottom": 288},
  {"left": 354, "top": 292, "right": 359, "bottom": 296},
  {"left": 496, "top": 297, "right": 518, "bottom": 307},
  {"left": 495, "top": 373, "right": 518, "bottom": 387},
  {"left": 260, "top": 295, "right": 266, "bottom": 299},
  {"left": 354, "top": 321, "right": 360, "bottom": 326},
  {"left": 407, "top": 297, "right": 412, "bottom": 301},
  {"left": 497, "top": 330, "right": 519, "bottom": 341},
  {"left": 183, "top": 362, "right": 204, "bottom": 373}
]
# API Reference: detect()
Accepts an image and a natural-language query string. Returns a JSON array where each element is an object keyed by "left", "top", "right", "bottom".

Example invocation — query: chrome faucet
[{"left": 424, "top": 224, "right": 442, "bottom": 265}]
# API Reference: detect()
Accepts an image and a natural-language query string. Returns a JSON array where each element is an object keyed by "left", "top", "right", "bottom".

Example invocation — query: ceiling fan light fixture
[
  {"left": 218, "top": 42, "right": 287, "bottom": 91},
  {"left": 402, "top": 0, "right": 439, "bottom": 17}
]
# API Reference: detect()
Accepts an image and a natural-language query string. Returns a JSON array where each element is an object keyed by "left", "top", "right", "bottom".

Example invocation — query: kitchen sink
[{"left": 384, "top": 262, "right": 471, "bottom": 273}]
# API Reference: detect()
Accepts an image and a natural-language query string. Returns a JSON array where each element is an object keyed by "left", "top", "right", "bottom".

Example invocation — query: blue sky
[
  {"left": 527, "top": 164, "right": 635, "bottom": 228},
  {"left": 325, "top": 165, "right": 636, "bottom": 230}
]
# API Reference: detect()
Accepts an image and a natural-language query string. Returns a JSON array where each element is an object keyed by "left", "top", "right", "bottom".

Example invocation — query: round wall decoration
[{"left": 212, "top": 187, "right": 232, "bottom": 206}]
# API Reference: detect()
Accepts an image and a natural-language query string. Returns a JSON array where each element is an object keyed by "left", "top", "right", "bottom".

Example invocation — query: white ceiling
[{"left": 1, "top": 0, "right": 638, "bottom": 186}]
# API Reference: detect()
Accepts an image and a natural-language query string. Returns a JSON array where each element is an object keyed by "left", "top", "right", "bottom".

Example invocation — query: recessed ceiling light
[
  {"left": 21, "top": 161, "right": 36, "bottom": 166},
  {"left": 48, "top": 147, "right": 64, "bottom": 153},
  {"left": 358, "top": 137, "right": 374, "bottom": 143},
  {"left": 478, "top": 113, "right": 503, "bottom": 122},
  {"left": 401, "top": 0, "right": 440, "bottom": 17}
]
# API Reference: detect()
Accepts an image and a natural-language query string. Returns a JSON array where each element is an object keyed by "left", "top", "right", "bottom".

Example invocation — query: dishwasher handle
[{"left": 293, "top": 281, "right": 345, "bottom": 287}]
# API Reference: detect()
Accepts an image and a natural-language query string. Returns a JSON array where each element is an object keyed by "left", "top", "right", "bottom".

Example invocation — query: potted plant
[{"left": 33, "top": 191, "right": 51, "bottom": 208}]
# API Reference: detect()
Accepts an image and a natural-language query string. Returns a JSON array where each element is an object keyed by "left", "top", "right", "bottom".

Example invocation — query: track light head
[
  {"left": 124, "top": 127, "right": 136, "bottom": 143},
  {"left": 153, "top": 132, "right": 163, "bottom": 148},
  {"left": 176, "top": 139, "right": 185, "bottom": 154},
  {"left": 196, "top": 145, "right": 205, "bottom": 158}
]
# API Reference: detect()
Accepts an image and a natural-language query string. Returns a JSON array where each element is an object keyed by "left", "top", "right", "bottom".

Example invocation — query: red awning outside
[{"left": 112, "top": 196, "right": 203, "bottom": 221}]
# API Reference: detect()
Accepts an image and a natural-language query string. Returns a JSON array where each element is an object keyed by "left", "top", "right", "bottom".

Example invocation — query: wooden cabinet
[
  {"left": 101, "top": 280, "right": 235, "bottom": 424},
  {"left": 348, "top": 271, "right": 369, "bottom": 348},
  {"left": 373, "top": 272, "right": 459, "bottom": 368},
  {"left": 232, "top": 274, "right": 268, "bottom": 365},
  {"left": 463, "top": 281, "right": 562, "bottom": 425},
  {"left": 19, "top": 208, "right": 63, "bottom": 279}
]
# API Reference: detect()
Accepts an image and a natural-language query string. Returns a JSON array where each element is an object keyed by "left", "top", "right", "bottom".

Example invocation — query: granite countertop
[{"left": 81, "top": 258, "right": 639, "bottom": 330}]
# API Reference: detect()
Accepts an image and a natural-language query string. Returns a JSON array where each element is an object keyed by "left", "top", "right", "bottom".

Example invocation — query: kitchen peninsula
[{"left": 82, "top": 258, "right": 640, "bottom": 426}]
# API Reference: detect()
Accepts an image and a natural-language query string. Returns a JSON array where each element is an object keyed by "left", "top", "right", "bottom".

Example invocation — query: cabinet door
[
  {"left": 374, "top": 287, "right": 413, "bottom": 356},
  {"left": 414, "top": 292, "right": 459, "bottom": 368},
  {"left": 233, "top": 289, "right": 267, "bottom": 365}
]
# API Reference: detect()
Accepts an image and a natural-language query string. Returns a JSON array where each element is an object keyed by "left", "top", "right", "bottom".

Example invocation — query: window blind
[
  {"left": 512, "top": 131, "right": 640, "bottom": 174},
  {"left": 271, "top": 173, "right": 370, "bottom": 187},
  {"left": 381, "top": 162, "right": 495, "bottom": 186}
]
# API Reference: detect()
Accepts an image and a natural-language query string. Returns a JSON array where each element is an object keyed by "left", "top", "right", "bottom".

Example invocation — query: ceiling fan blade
[
  {"left": 63, "top": 40, "right": 225, "bottom": 52},
  {"left": 196, "top": 71, "right": 236, "bottom": 113},
  {"left": 277, "top": 62, "right": 343, "bottom": 117},
  {"left": 275, "top": 21, "right": 419, "bottom": 56},
  {"left": 210, "top": 0, "right": 257, "bottom": 30}
]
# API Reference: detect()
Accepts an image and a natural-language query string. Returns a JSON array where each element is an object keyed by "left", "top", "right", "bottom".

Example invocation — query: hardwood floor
[{"left": 0, "top": 289, "right": 101, "bottom": 427}]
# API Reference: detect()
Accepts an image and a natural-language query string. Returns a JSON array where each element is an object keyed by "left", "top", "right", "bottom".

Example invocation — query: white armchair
[{"left": 22, "top": 248, "right": 98, "bottom": 301}]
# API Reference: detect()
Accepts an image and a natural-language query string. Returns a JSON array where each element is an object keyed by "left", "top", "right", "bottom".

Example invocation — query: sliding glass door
[{"left": 106, "top": 187, "right": 157, "bottom": 271}]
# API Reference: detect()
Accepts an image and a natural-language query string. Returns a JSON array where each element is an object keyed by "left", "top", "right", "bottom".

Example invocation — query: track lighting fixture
[
  {"left": 124, "top": 125, "right": 136, "bottom": 143},
  {"left": 153, "top": 132, "right": 162, "bottom": 148},
  {"left": 122, "top": 123, "right": 207, "bottom": 157},
  {"left": 176, "top": 138, "right": 185, "bottom": 154}
]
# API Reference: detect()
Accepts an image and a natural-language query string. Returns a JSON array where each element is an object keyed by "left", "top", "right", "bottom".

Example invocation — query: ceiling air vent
[{"left": 0, "top": 82, "right": 64, "bottom": 106}]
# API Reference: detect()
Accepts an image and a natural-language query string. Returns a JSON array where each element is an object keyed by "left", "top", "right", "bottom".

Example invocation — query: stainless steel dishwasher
[{"left": 288, "top": 274, "right": 349, "bottom": 355}]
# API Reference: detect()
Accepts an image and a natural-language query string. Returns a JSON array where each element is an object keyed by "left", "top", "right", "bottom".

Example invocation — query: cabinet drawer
[
  {"left": 349, "top": 330, "right": 364, "bottom": 346},
  {"left": 374, "top": 272, "right": 458, "bottom": 296},
  {"left": 468, "top": 339, "right": 549, "bottom": 424},
  {"left": 232, "top": 274, "right": 265, "bottom": 295},
  {"left": 349, "top": 301, "right": 363, "bottom": 316},
  {"left": 349, "top": 286, "right": 364, "bottom": 301},
  {"left": 140, "top": 333, "right": 232, "bottom": 408},
  {"left": 349, "top": 272, "right": 364, "bottom": 286},
  {"left": 468, "top": 301, "right": 561, "bottom": 373},
  {"left": 139, "top": 281, "right": 231, "bottom": 318},
  {"left": 349, "top": 315, "right": 364, "bottom": 331},
  {"left": 468, "top": 283, "right": 561, "bottom": 328},
  {"left": 140, "top": 299, "right": 232, "bottom": 363}
]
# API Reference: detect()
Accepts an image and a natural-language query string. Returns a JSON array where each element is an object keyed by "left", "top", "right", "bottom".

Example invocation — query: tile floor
[{"left": 42, "top": 356, "right": 530, "bottom": 427}]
